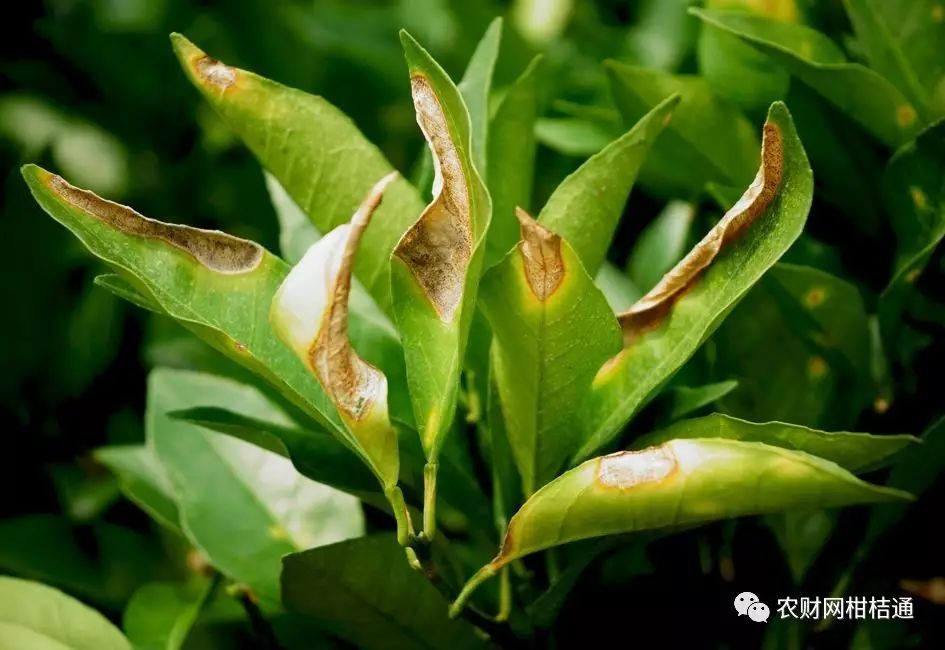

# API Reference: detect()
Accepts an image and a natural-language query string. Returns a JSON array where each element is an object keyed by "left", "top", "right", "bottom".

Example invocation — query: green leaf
[
  {"left": 123, "top": 579, "right": 214, "bottom": 650},
  {"left": 606, "top": 61, "right": 760, "bottom": 197},
  {"left": 766, "top": 509, "right": 836, "bottom": 583},
  {"left": 691, "top": 8, "right": 923, "bottom": 148},
  {"left": 480, "top": 210, "right": 622, "bottom": 495},
  {"left": 94, "top": 274, "right": 161, "bottom": 314},
  {"left": 265, "top": 172, "right": 318, "bottom": 266},
  {"left": 485, "top": 56, "right": 543, "bottom": 265},
  {"left": 22, "top": 164, "right": 404, "bottom": 487},
  {"left": 0, "top": 576, "right": 131, "bottom": 650},
  {"left": 148, "top": 369, "right": 365, "bottom": 604},
  {"left": 534, "top": 117, "right": 615, "bottom": 156},
  {"left": 626, "top": 200, "right": 695, "bottom": 292},
  {"left": 537, "top": 95, "right": 680, "bottom": 274},
  {"left": 95, "top": 446, "right": 181, "bottom": 532},
  {"left": 168, "top": 407, "right": 381, "bottom": 504},
  {"left": 282, "top": 535, "right": 484, "bottom": 650},
  {"left": 594, "top": 262, "right": 642, "bottom": 312},
  {"left": 457, "top": 17, "right": 502, "bottom": 175},
  {"left": 452, "top": 439, "right": 909, "bottom": 612},
  {"left": 843, "top": 0, "right": 945, "bottom": 121},
  {"left": 390, "top": 32, "right": 491, "bottom": 464},
  {"left": 0, "top": 516, "right": 164, "bottom": 609},
  {"left": 171, "top": 33, "right": 425, "bottom": 310},
  {"left": 660, "top": 380, "right": 739, "bottom": 421},
  {"left": 576, "top": 102, "right": 812, "bottom": 462},
  {"left": 635, "top": 413, "right": 916, "bottom": 473},
  {"left": 711, "top": 264, "right": 872, "bottom": 428}
]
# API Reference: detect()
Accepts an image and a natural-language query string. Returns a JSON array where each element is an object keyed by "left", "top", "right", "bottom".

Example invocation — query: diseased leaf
[
  {"left": 634, "top": 413, "right": 916, "bottom": 473},
  {"left": 691, "top": 8, "right": 923, "bottom": 148},
  {"left": 536, "top": 95, "right": 680, "bottom": 274},
  {"left": 457, "top": 17, "right": 502, "bottom": 175},
  {"left": 575, "top": 102, "right": 811, "bottom": 462},
  {"left": 171, "top": 33, "right": 425, "bottom": 309},
  {"left": 282, "top": 535, "right": 484, "bottom": 650},
  {"left": 606, "top": 61, "right": 759, "bottom": 197},
  {"left": 123, "top": 579, "right": 214, "bottom": 650},
  {"left": 271, "top": 172, "right": 401, "bottom": 489},
  {"left": 486, "top": 56, "right": 543, "bottom": 265},
  {"left": 480, "top": 209, "right": 622, "bottom": 494},
  {"left": 843, "top": 0, "right": 945, "bottom": 121},
  {"left": 0, "top": 576, "right": 131, "bottom": 650},
  {"left": 22, "top": 165, "right": 407, "bottom": 488},
  {"left": 452, "top": 439, "right": 909, "bottom": 613},
  {"left": 95, "top": 446, "right": 181, "bottom": 532},
  {"left": 626, "top": 200, "right": 695, "bottom": 292},
  {"left": 391, "top": 32, "right": 491, "bottom": 466},
  {"left": 149, "top": 369, "right": 365, "bottom": 604}
]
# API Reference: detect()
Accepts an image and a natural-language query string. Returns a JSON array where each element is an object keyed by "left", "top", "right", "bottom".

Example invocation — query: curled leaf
[
  {"left": 272, "top": 173, "right": 399, "bottom": 486},
  {"left": 45, "top": 173, "right": 263, "bottom": 274},
  {"left": 394, "top": 75, "right": 472, "bottom": 323},
  {"left": 451, "top": 438, "right": 909, "bottom": 615},
  {"left": 618, "top": 120, "right": 783, "bottom": 344}
]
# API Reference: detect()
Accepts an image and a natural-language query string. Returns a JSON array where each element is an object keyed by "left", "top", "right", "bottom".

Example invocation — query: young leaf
[
  {"left": 282, "top": 535, "right": 484, "bottom": 650},
  {"left": 486, "top": 55, "right": 543, "bottom": 265},
  {"left": 536, "top": 95, "right": 680, "bottom": 274},
  {"left": 576, "top": 102, "right": 812, "bottom": 462},
  {"left": 271, "top": 172, "right": 401, "bottom": 489},
  {"left": 634, "top": 413, "right": 917, "bottom": 473},
  {"left": 171, "top": 34, "right": 425, "bottom": 310},
  {"left": 606, "top": 61, "right": 760, "bottom": 197},
  {"left": 479, "top": 209, "right": 622, "bottom": 495},
  {"left": 843, "top": 0, "right": 945, "bottom": 121},
  {"left": 457, "top": 17, "right": 502, "bottom": 175},
  {"left": 123, "top": 579, "right": 214, "bottom": 650},
  {"left": 95, "top": 446, "right": 181, "bottom": 532},
  {"left": 148, "top": 369, "right": 365, "bottom": 604},
  {"left": 391, "top": 32, "right": 491, "bottom": 465},
  {"left": 452, "top": 439, "right": 909, "bottom": 613},
  {"left": 0, "top": 576, "right": 131, "bottom": 650},
  {"left": 691, "top": 8, "right": 923, "bottom": 148}
]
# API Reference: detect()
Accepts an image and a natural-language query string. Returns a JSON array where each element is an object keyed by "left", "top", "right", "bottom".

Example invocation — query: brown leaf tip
[
  {"left": 617, "top": 121, "right": 784, "bottom": 346},
  {"left": 194, "top": 55, "right": 237, "bottom": 90},
  {"left": 515, "top": 207, "right": 565, "bottom": 301},
  {"left": 596, "top": 446, "right": 678, "bottom": 489},
  {"left": 394, "top": 75, "right": 472, "bottom": 323},
  {"left": 47, "top": 174, "right": 262, "bottom": 273}
]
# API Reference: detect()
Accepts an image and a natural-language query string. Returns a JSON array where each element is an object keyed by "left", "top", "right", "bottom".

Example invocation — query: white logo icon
[
  {"left": 748, "top": 602, "right": 770, "bottom": 622},
  {"left": 734, "top": 591, "right": 759, "bottom": 616}
]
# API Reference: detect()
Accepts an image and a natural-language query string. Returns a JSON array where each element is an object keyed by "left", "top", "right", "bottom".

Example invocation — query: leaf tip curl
[
  {"left": 171, "top": 33, "right": 239, "bottom": 92},
  {"left": 515, "top": 207, "right": 565, "bottom": 301}
]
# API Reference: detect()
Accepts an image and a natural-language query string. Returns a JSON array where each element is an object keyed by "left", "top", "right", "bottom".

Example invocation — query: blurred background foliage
[{"left": 2, "top": 0, "right": 944, "bottom": 648}]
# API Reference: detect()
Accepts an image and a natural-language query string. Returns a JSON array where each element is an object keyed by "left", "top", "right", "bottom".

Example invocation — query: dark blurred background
[{"left": 2, "top": 1, "right": 943, "bottom": 648}]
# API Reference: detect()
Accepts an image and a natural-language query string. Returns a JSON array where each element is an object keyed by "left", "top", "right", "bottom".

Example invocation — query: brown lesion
[
  {"left": 394, "top": 75, "right": 472, "bottom": 323},
  {"left": 194, "top": 55, "right": 237, "bottom": 91},
  {"left": 515, "top": 208, "right": 565, "bottom": 301},
  {"left": 311, "top": 173, "right": 397, "bottom": 421},
  {"left": 47, "top": 174, "right": 263, "bottom": 274},
  {"left": 617, "top": 121, "right": 784, "bottom": 346},
  {"left": 595, "top": 445, "right": 678, "bottom": 490}
]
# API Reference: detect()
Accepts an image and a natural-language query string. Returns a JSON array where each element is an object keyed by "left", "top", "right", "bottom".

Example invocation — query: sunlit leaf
[
  {"left": 457, "top": 17, "right": 502, "bottom": 175},
  {"left": 0, "top": 576, "right": 131, "bottom": 650},
  {"left": 95, "top": 445, "right": 181, "bottom": 532}
]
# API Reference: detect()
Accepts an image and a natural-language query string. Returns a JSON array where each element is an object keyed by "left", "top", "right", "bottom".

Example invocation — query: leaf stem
[
  {"left": 384, "top": 485, "right": 415, "bottom": 546},
  {"left": 235, "top": 587, "right": 282, "bottom": 650},
  {"left": 422, "top": 462, "right": 438, "bottom": 540},
  {"left": 449, "top": 564, "right": 498, "bottom": 618}
]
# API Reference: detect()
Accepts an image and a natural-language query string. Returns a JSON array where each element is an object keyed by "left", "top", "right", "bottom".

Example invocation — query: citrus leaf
[
  {"left": 148, "top": 369, "right": 365, "bottom": 604},
  {"left": 576, "top": 101, "right": 811, "bottom": 462},
  {"left": 634, "top": 413, "right": 916, "bottom": 473},
  {"left": 123, "top": 579, "right": 214, "bottom": 650},
  {"left": 485, "top": 55, "right": 543, "bottom": 265},
  {"left": 171, "top": 33, "right": 425, "bottom": 310},
  {"left": 626, "top": 200, "right": 695, "bottom": 292},
  {"left": 271, "top": 173, "right": 401, "bottom": 488},
  {"left": 0, "top": 576, "right": 131, "bottom": 650},
  {"left": 457, "top": 17, "right": 502, "bottom": 175},
  {"left": 691, "top": 8, "right": 923, "bottom": 148},
  {"left": 282, "top": 535, "right": 484, "bottom": 650},
  {"left": 537, "top": 94, "right": 680, "bottom": 274},
  {"left": 452, "top": 439, "right": 909, "bottom": 613},
  {"left": 480, "top": 209, "right": 622, "bottom": 495},
  {"left": 606, "top": 61, "right": 760, "bottom": 197},
  {"left": 94, "top": 446, "right": 181, "bottom": 533},
  {"left": 391, "top": 32, "right": 491, "bottom": 464}
]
